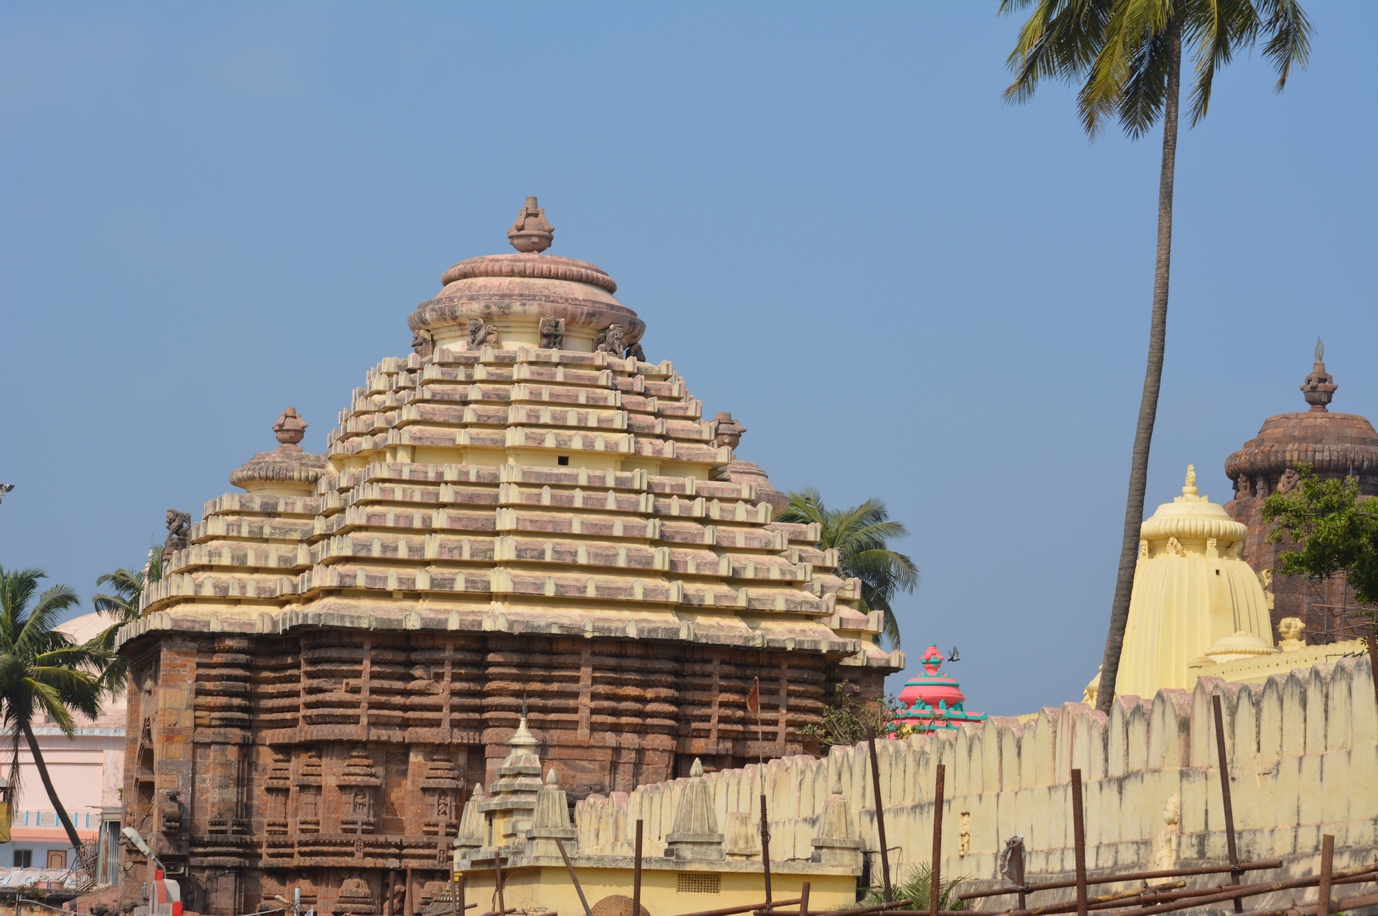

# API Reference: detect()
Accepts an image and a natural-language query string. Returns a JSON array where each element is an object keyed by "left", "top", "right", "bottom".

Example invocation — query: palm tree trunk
[
  {"left": 21, "top": 723, "right": 91, "bottom": 871},
  {"left": 1096, "top": 11, "right": 1183, "bottom": 714}
]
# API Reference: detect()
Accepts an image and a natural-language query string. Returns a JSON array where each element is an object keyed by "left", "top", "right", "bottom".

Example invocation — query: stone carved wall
[
  {"left": 576, "top": 656, "right": 1376, "bottom": 887},
  {"left": 119, "top": 630, "right": 876, "bottom": 916}
]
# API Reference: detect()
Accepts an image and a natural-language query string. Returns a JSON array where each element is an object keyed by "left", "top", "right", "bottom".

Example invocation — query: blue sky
[{"left": 1, "top": 2, "right": 1374, "bottom": 714}]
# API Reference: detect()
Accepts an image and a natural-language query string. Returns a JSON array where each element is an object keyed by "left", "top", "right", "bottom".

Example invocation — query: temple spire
[
  {"left": 508, "top": 196, "right": 554, "bottom": 253},
  {"left": 1301, "top": 345, "right": 1337, "bottom": 413}
]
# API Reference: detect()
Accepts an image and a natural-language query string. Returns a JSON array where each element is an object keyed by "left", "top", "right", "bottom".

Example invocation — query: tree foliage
[
  {"left": 1000, "top": 0, "right": 1312, "bottom": 139},
  {"left": 778, "top": 488, "right": 918, "bottom": 650},
  {"left": 802, "top": 681, "right": 912, "bottom": 754},
  {"left": 866, "top": 862, "right": 970, "bottom": 911},
  {"left": 1262, "top": 466, "right": 1378, "bottom": 615},
  {"left": 0, "top": 567, "right": 107, "bottom": 863},
  {"left": 90, "top": 545, "right": 163, "bottom": 696},
  {"left": 999, "top": 0, "right": 1312, "bottom": 715}
]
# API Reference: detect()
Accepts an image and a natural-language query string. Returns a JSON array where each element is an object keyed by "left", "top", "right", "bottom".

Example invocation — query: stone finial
[
  {"left": 527, "top": 767, "right": 576, "bottom": 857},
  {"left": 1183, "top": 465, "right": 1197, "bottom": 496},
  {"left": 666, "top": 757, "right": 724, "bottom": 861},
  {"left": 273, "top": 407, "right": 307, "bottom": 449},
  {"left": 710, "top": 412, "right": 746, "bottom": 450},
  {"left": 508, "top": 196, "right": 554, "bottom": 254},
  {"left": 811, "top": 780, "right": 862, "bottom": 866},
  {"left": 1301, "top": 349, "right": 1337, "bottom": 413}
]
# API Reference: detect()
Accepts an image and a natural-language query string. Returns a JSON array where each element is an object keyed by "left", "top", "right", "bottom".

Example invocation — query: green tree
[
  {"left": 778, "top": 488, "right": 918, "bottom": 649},
  {"left": 1262, "top": 466, "right": 1378, "bottom": 616},
  {"left": 91, "top": 546, "right": 163, "bottom": 696},
  {"left": 1000, "top": 0, "right": 1313, "bottom": 713},
  {"left": 866, "top": 862, "right": 970, "bottom": 911},
  {"left": 0, "top": 567, "right": 106, "bottom": 863},
  {"left": 801, "top": 681, "right": 911, "bottom": 754}
]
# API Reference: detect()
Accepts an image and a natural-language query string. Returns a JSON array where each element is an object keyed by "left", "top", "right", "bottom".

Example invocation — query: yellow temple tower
[{"left": 1114, "top": 465, "right": 1276, "bottom": 698}]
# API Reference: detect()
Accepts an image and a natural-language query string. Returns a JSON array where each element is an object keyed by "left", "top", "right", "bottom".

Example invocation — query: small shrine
[{"left": 893, "top": 646, "right": 986, "bottom": 731}]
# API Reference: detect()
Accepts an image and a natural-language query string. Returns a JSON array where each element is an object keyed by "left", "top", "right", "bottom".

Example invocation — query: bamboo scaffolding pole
[
  {"left": 1212, "top": 695, "right": 1245, "bottom": 913},
  {"left": 632, "top": 820, "right": 644, "bottom": 916},
  {"left": 959, "top": 860, "right": 1286, "bottom": 900},
  {"left": 679, "top": 896, "right": 801, "bottom": 916},
  {"left": 931, "top": 763, "right": 946, "bottom": 916},
  {"left": 870, "top": 730, "right": 893, "bottom": 904},
  {"left": 1317, "top": 834, "right": 1333, "bottom": 916},
  {"left": 1072, "top": 863, "right": 1378, "bottom": 916},
  {"left": 554, "top": 839, "right": 592, "bottom": 916},
  {"left": 1070, "top": 769, "right": 1088, "bottom": 916}
]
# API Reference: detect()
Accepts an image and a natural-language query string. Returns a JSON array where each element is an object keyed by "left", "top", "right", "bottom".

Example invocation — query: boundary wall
[{"left": 575, "top": 655, "right": 1376, "bottom": 889}]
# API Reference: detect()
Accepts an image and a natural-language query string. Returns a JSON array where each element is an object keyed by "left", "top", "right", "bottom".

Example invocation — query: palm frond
[{"left": 1257, "top": 0, "right": 1312, "bottom": 90}]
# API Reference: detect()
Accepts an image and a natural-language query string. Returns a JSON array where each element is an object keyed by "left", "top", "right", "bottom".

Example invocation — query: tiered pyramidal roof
[{"left": 130, "top": 199, "right": 899, "bottom": 670}]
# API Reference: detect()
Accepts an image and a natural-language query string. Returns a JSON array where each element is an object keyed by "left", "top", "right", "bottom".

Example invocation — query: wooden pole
[
  {"left": 555, "top": 839, "right": 593, "bottom": 916},
  {"left": 494, "top": 855, "right": 505, "bottom": 916},
  {"left": 1014, "top": 840, "right": 1027, "bottom": 912},
  {"left": 1318, "top": 834, "right": 1334, "bottom": 916},
  {"left": 930, "top": 763, "right": 945, "bottom": 916},
  {"left": 633, "top": 819, "right": 644, "bottom": 916},
  {"left": 799, "top": 882, "right": 811, "bottom": 916},
  {"left": 760, "top": 792, "right": 774, "bottom": 906},
  {"left": 1212, "top": 694, "right": 1244, "bottom": 913},
  {"left": 1367, "top": 634, "right": 1378, "bottom": 712},
  {"left": 1070, "top": 768, "right": 1088, "bottom": 916},
  {"left": 959, "top": 859, "right": 1286, "bottom": 900},
  {"left": 868, "top": 730, "right": 893, "bottom": 904}
]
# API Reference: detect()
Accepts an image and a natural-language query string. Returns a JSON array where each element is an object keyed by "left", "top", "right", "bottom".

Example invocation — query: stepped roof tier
[
  {"left": 1223, "top": 346, "right": 1378, "bottom": 641},
  {"left": 114, "top": 199, "right": 902, "bottom": 916},
  {"left": 126, "top": 199, "right": 897, "bottom": 665}
]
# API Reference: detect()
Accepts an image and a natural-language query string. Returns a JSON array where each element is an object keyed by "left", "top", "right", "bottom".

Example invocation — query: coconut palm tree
[
  {"left": 1000, "top": 0, "right": 1313, "bottom": 712},
  {"left": 0, "top": 567, "right": 105, "bottom": 863},
  {"left": 779, "top": 488, "right": 918, "bottom": 649},
  {"left": 90, "top": 545, "right": 162, "bottom": 696}
]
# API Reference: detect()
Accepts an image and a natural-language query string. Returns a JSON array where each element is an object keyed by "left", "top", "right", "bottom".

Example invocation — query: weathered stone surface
[
  {"left": 117, "top": 203, "right": 899, "bottom": 916},
  {"left": 1223, "top": 358, "right": 1378, "bottom": 640}
]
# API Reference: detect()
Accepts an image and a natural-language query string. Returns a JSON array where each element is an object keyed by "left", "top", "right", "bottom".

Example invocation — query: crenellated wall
[{"left": 575, "top": 655, "right": 1377, "bottom": 892}]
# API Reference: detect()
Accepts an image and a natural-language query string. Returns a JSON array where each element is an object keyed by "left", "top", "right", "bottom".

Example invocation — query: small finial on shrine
[
  {"left": 1301, "top": 352, "right": 1337, "bottom": 413},
  {"left": 1183, "top": 465, "right": 1198, "bottom": 496},
  {"left": 508, "top": 196, "right": 554, "bottom": 253},
  {"left": 273, "top": 407, "right": 307, "bottom": 448}
]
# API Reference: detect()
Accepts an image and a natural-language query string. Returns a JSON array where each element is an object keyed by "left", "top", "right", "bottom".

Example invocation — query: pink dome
[{"left": 894, "top": 645, "right": 984, "bottom": 731}]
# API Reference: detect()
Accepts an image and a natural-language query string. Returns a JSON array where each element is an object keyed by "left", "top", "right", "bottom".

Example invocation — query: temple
[
  {"left": 114, "top": 199, "right": 901, "bottom": 916},
  {"left": 1223, "top": 343, "right": 1378, "bottom": 642},
  {"left": 893, "top": 646, "right": 985, "bottom": 731}
]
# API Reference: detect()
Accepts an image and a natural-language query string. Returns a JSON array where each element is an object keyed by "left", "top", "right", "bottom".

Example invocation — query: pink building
[{"left": 1, "top": 611, "right": 125, "bottom": 883}]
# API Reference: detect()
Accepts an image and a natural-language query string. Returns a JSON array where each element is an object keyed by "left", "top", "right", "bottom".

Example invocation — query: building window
[
  {"left": 13, "top": 849, "right": 32, "bottom": 868},
  {"left": 46, "top": 850, "right": 67, "bottom": 869},
  {"left": 557, "top": 456, "right": 570, "bottom": 466}
]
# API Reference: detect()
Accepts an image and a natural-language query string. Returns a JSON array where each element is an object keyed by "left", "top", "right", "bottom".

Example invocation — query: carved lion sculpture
[
  {"left": 539, "top": 316, "right": 565, "bottom": 350},
  {"left": 165, "top": 509, "right": 191, "bottom": 553},
  {"left": 593, "top": 324, "right": 626, "bottom": 355}
]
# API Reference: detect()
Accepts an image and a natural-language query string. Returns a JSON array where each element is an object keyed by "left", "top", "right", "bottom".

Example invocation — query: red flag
[{"left": 746, "top": 676, "right": 760, "bottom": 716}]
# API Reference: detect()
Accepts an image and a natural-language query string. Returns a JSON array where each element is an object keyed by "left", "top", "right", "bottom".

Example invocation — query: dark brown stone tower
[
  {"left": 116, "top": 202, "right": 899, "bottom": 916},
  {"left": 1223, "top": 345, "right": 1378, "bottom": 641}
]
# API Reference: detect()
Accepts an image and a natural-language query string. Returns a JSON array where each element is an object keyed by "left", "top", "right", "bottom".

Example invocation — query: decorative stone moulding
[
  {"left": 229, "top": 407, "right": 327, "bottom": 496},
  {"left": 1224, "top": 357, "right": 1378, "bottom": 497},
  {"left": 410, "top": 197, "right": 645, "bottom": 353}
]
